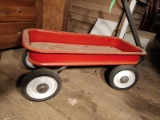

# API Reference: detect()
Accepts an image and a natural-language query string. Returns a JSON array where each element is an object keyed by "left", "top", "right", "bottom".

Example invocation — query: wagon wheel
[
  {"left": 20, "top": 68, "right": 62, "bottom": 101},
  {"left": 108, "top": 65, "right": 138, "bottom": 90},
  {"left": 22, "top": 50, "right": 36, "bottom": 69}
]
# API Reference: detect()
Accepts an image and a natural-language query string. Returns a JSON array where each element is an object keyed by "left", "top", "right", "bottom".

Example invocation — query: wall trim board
[{"left": 71, "top": 0, "right": 122, "bottom": 15}]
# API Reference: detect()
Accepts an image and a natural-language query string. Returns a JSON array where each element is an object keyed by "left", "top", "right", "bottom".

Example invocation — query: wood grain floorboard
[{"left": 0, "top": 48, "right": 160, "bottom": 120}]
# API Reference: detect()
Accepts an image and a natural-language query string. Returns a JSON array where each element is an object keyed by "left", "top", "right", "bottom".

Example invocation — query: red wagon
[
  {"left": 19, "top": 0, "right": 147, "bottom": 102},
  {"left": 20, "top": 29, "right": 146, "bottom": 101}
]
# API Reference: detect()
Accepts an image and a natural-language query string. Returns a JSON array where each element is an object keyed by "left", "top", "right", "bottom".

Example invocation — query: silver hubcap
[
  {"left": 36, "top": 83, "right": 49, "bottom": 94},
  {"left": 120, "top": 76, "right": 129, "bottom": 83}
]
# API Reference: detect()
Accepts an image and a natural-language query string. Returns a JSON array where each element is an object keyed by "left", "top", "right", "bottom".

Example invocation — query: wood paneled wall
[
  {"left": 68, "top": 0, "right": 123, "bottom": 34},
  {"left": 0, "top": 0, "right": 37, "bottom": 50}
]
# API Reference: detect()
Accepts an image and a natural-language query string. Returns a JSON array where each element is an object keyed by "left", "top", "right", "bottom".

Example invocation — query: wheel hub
[
  {"left": 36, "top": 83, "right": 49, "bottom": 94},
  {"left": 120, "top": 76, "right": 129, "bottom": 83}
]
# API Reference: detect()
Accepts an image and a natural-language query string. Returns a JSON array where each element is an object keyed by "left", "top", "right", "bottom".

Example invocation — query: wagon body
[{"left": 22, "top": 29, "right": 146, "bottom": 67}]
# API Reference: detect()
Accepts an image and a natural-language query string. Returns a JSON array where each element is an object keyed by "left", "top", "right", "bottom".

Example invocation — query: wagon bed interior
[{"left": 30, "top": 42, "right": 122, "bottom": 54}]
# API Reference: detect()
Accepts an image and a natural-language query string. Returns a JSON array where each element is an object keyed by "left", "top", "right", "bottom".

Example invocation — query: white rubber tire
[
  {"left": 20, "top": 69, "right": 62, "bottom": 101},
  {"left": 109, "top": 65, "right": 138, "bottom": 90},
  {"left": 26, "top": 76, "right": 58, "bottom": 99},
  {"left": 22, "top": 50, "right": 36, "bottom": 69}
]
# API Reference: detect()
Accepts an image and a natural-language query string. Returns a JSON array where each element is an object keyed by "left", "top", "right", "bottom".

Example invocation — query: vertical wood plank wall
[
  {"left": 35, "top": 0, "right": 44, "bottom": 28},
  {"left": 43, "top": 0, "right": 66, "bottom": 30},
  {"left": 68, "top": 0, "right": 123, "bottom": 34}
]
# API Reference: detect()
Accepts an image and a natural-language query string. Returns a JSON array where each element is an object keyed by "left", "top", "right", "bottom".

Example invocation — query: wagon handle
[{"left": 121, "top": 0, "right": 142, "bottom": 48}]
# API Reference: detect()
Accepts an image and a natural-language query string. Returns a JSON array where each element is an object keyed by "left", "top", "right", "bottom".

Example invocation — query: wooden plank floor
[{"left": 0, "top": 48, "right": 160, "bottom": 120}]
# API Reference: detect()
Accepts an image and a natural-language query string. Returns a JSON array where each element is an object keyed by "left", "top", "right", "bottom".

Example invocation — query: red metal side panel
[{"left": 29, "top": 52, "right": 140, "bottom": 66}]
